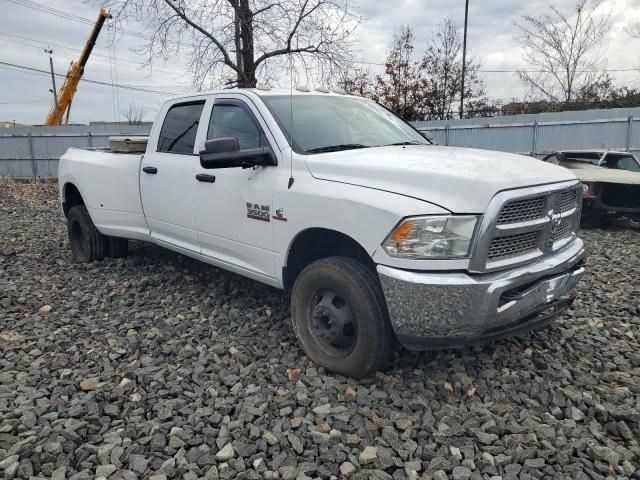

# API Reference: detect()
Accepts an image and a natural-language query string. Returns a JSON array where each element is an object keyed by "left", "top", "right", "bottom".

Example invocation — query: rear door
[{"left": 140, "top": 99, "right": 206, "bottom": 251}]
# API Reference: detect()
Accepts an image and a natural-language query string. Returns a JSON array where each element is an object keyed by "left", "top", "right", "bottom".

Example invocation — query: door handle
[
  {"left": 142, "top": 166, "right": 158, "bottom": 174},
  {"left": 196, "top": 173, "right": 216, "bottom": 183}
]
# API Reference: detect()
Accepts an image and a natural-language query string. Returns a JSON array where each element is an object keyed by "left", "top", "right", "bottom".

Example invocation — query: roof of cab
[{"left": 167, "top": 87, "right": 354, "bottom": 101}]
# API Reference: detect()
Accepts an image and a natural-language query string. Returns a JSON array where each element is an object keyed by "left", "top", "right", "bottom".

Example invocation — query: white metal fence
[
  {"left": 0, "top": 124, "right": 150, "bottom": 178},
  {"left": 1, "top": 107, "right": 639, "bottom": 178},
  {"left": 414, "top": 106, "right": 640, "bottom": 158}
]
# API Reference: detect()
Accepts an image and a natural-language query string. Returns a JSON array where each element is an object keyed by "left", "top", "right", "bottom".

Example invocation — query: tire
[
  {"left": 67, "top": 205, "right": 107, "bottom": 262},
  {"left": 291, "top": 256, "right": 394, "bottom": 378},
  {"left": 107, "top": 236, "right": 128, "bottom": 258}
]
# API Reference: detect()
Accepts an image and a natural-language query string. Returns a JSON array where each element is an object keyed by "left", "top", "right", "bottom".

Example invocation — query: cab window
[
  {"left": 157, "top": 101, "right": 205, "bottom": 154},
  {"left": 207, "top": 104, "right": 263, "bottom": 149}
]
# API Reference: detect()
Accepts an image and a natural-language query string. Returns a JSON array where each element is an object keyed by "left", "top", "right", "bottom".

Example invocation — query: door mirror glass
[{"left": 203, "top": 137, "right": 239, "bottom": 155}]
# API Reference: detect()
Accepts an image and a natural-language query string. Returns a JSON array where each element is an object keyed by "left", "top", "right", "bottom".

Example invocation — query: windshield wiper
[
  {"left": 306, "top": 144, "right": 369, "bottom": 153},
  {"left": 384, "top": 141, "right": 425, "bottom": 146}
]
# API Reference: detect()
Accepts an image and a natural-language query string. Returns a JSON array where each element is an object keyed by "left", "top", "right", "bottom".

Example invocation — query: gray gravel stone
[
  {"left": 589, "top": 445, "right": 620, "bottom": 466},
  {"left": 452, "top": 466, "right": 472, "bottom": 480},
  {"left": 339, "top": 462, "right": 356, "bottom": 476},
  {"left": 360, "top": 446, "right": 378, "bottom": 465},
  {"left": 432, "top": 471, "right": 448, "bottom": 480},
  {"left": 1, "top": 183, "right": 639, "bottom": 480},
  {"left": 215, "top": 443, "right": 235, "bottom": 461},
  {"left": 96, "top": 465, "right": 117, "bottom": 478}
]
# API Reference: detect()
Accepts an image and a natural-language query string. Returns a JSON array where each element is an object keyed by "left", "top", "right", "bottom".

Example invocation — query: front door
[
  {"left": 193, "top": 96, "right": 281, "bottom": 278},
  {"left": 140, "top": 100, "right": 206, "bottom": 251}
]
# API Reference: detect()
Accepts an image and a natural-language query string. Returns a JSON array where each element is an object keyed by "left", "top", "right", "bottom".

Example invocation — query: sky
[{"left": 1, "top": 0, "right": 639, "bottom": 125}]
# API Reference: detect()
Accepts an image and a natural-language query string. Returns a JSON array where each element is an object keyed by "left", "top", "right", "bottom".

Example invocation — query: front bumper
[{"left": 377, "top": 238, "right": 586, "bottom": 350}]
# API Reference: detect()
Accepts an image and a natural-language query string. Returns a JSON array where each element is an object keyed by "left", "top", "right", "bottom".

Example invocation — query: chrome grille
[
  {"left": 488, "top": 231, "right": 540, "bottom": 260},
  {"left": 552, "top": 220, "right": 572, "bottom": 241},
  {"left": 471, "top": 182, "right": 582, "bottom": 272},
  {"left": 559, "top": 190, "right": 578, "bottom": 213},
  {"left": 496, "top": 196, "right": 545, "bottom": 225}
]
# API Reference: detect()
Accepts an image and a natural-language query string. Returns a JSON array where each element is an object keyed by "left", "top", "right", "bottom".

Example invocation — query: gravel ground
[{"left": 1, "top": 180, "right": 639, "bottom": 480}]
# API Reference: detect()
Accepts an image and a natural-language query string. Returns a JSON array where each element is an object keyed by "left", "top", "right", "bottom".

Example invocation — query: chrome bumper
[{"left": 377, "top": 238, "right": 586, "bottom": 350}]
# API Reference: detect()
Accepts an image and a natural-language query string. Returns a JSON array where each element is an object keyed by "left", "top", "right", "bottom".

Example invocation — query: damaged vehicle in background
[{"left": 543, "top": 150, "right": 640, "bottom": 220}]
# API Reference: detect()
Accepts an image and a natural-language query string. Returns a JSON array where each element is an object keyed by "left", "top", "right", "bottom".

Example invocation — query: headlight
[{"left": 382, "top": 215, "right": 478, "bottom": 259}]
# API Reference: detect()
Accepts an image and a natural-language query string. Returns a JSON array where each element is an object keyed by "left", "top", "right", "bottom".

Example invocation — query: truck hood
[
  {"left": 304, "top": 145, "right": 577, "bottom": 212},
  {"left": 560, "top": 161, "right": 640, "bottom": 185}
]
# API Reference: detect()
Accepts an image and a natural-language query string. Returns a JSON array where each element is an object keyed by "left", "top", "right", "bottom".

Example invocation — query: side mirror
[
  {"left": 199, "top": 137, "right": 277, "bottom": 169},
  {"left": 203, "top": 137, "right": 239, "bottom": 155}
]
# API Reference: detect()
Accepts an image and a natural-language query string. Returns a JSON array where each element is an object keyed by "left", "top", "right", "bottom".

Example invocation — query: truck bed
[{"left": 58, "top": 147, "right": 150, "bottom": 240}]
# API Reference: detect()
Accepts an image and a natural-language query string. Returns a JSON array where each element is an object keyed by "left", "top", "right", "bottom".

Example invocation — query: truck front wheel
[{"left": 291, "top": 257, "right": 393, "bottom": 378}]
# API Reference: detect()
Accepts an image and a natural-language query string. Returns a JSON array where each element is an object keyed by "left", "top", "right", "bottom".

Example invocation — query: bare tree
[
  {"left": 99, "top": 0, "right": 360, "bottom": 88},
  {"left": 420, "top": 18, "right": 489, "bottom": 119},
  {"left": 337, "top": 65, "right": 375, "bottom": 97},
  {"left": 515, "top": 0, "right": 611, "bottom": 102},
  {"left": 626, "top": 23, "right": 640, "bottom": 38},
  {"left": 122, "top": 102, "right": 146, "bottom": 125},
  {"left": 375, "top": 26, "right": 425, "bottom": 121}
]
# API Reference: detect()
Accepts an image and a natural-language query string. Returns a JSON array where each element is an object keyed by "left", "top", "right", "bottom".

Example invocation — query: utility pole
[
  {"left": 460, "top": 0, "right": 469, "bottom": 119},
  {"left": 44, "top": 48, "right": 60, "bottom": 125}
]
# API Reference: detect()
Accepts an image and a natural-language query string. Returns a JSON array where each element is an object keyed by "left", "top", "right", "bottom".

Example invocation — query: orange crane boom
[{"left": 45, "top": 9, "right": 112, "bottom": 126}]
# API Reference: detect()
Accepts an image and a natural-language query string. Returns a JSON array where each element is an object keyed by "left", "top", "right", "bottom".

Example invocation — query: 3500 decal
[{"left": 246, "top": 203, "right": 270, "bottom": 222}]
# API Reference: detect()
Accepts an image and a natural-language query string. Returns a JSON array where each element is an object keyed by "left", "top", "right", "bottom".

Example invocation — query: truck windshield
[{"left": 261, "top": 95, "right": 429, "bottom": 154}]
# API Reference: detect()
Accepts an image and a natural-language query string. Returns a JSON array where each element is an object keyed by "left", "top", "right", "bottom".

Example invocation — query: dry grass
[{"left": 0, "top": 177, "right": 59, "bottom": 210}]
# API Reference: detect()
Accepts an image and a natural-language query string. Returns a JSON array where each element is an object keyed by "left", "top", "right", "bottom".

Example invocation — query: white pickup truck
[{"left": 59, "top": 88, "right": 586, "bottom": 377}]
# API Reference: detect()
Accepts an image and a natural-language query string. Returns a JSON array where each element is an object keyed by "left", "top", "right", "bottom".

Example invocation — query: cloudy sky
[{"left": 1, "top": 0, "right": 639, "bottom": 125}]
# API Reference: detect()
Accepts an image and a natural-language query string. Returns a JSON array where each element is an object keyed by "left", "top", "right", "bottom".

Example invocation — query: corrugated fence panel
[
  {"left": 415, "top": 108, "right": 640, "bottom": 159},
  {"left": 631, "top": 117, "right": 640, "bottom": 151},
  {"left": 0, "top": 124, "right": 151, "bottom": 178},
  {"left": 535, "top": 120, "right": 628, "bottom": 152},
  {"left": 447, "top": 125, "right": 536, "bottom": 153},
  {"left": 1, "top": 111, "right": 639, "bottom": 178},
  {"left": 413, "top": 106, "right": 640, "bottom": 129}
]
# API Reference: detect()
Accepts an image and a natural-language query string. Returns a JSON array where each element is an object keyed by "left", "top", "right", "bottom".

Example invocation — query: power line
[
  {"left": 0, "top": 31, "right": 190, "bottom": 77},
  {"left": 4, "top": 0, "right": 172, "bottom": 44},
  {"left": 0, "top": 60, "right": 180, "bottom": 95},
  {"left": 0, "top": 99, "right": 50, "bottom": 104},
  {"left": 352, "top": 59, "right": 640, "bottom": 74},
  {"left": 478, "top": 68, "right": 640, "bottom": 73}
]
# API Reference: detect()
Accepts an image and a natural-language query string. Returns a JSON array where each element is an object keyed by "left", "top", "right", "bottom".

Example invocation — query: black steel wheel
[
  {"left": 308, "top": 288, "right": 357, "bottom": 358},
  {"left": 291, "top": 256, "right": 394, "bottom": 378}
]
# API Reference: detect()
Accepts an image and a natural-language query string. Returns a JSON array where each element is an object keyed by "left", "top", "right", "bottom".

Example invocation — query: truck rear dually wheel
[
  {"left": 67, "top": 205, "right": 128, "bottom": 262},
  {"left": 107, "top": 236, "right": 129, "bottom": 258},
  {"left": 291, "top": 256, "right": 393, "bottom": 378},
  {"left": 67, "top": 205, "right": 106, "bottom": 262}
]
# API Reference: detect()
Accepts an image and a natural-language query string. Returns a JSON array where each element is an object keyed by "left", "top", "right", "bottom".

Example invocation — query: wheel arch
[
  {"left": 61, "top": 182, "right": 85, "bottom": 217},
  {"left": 282, "top": 227, "right": 376, "bottom": 293}
]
